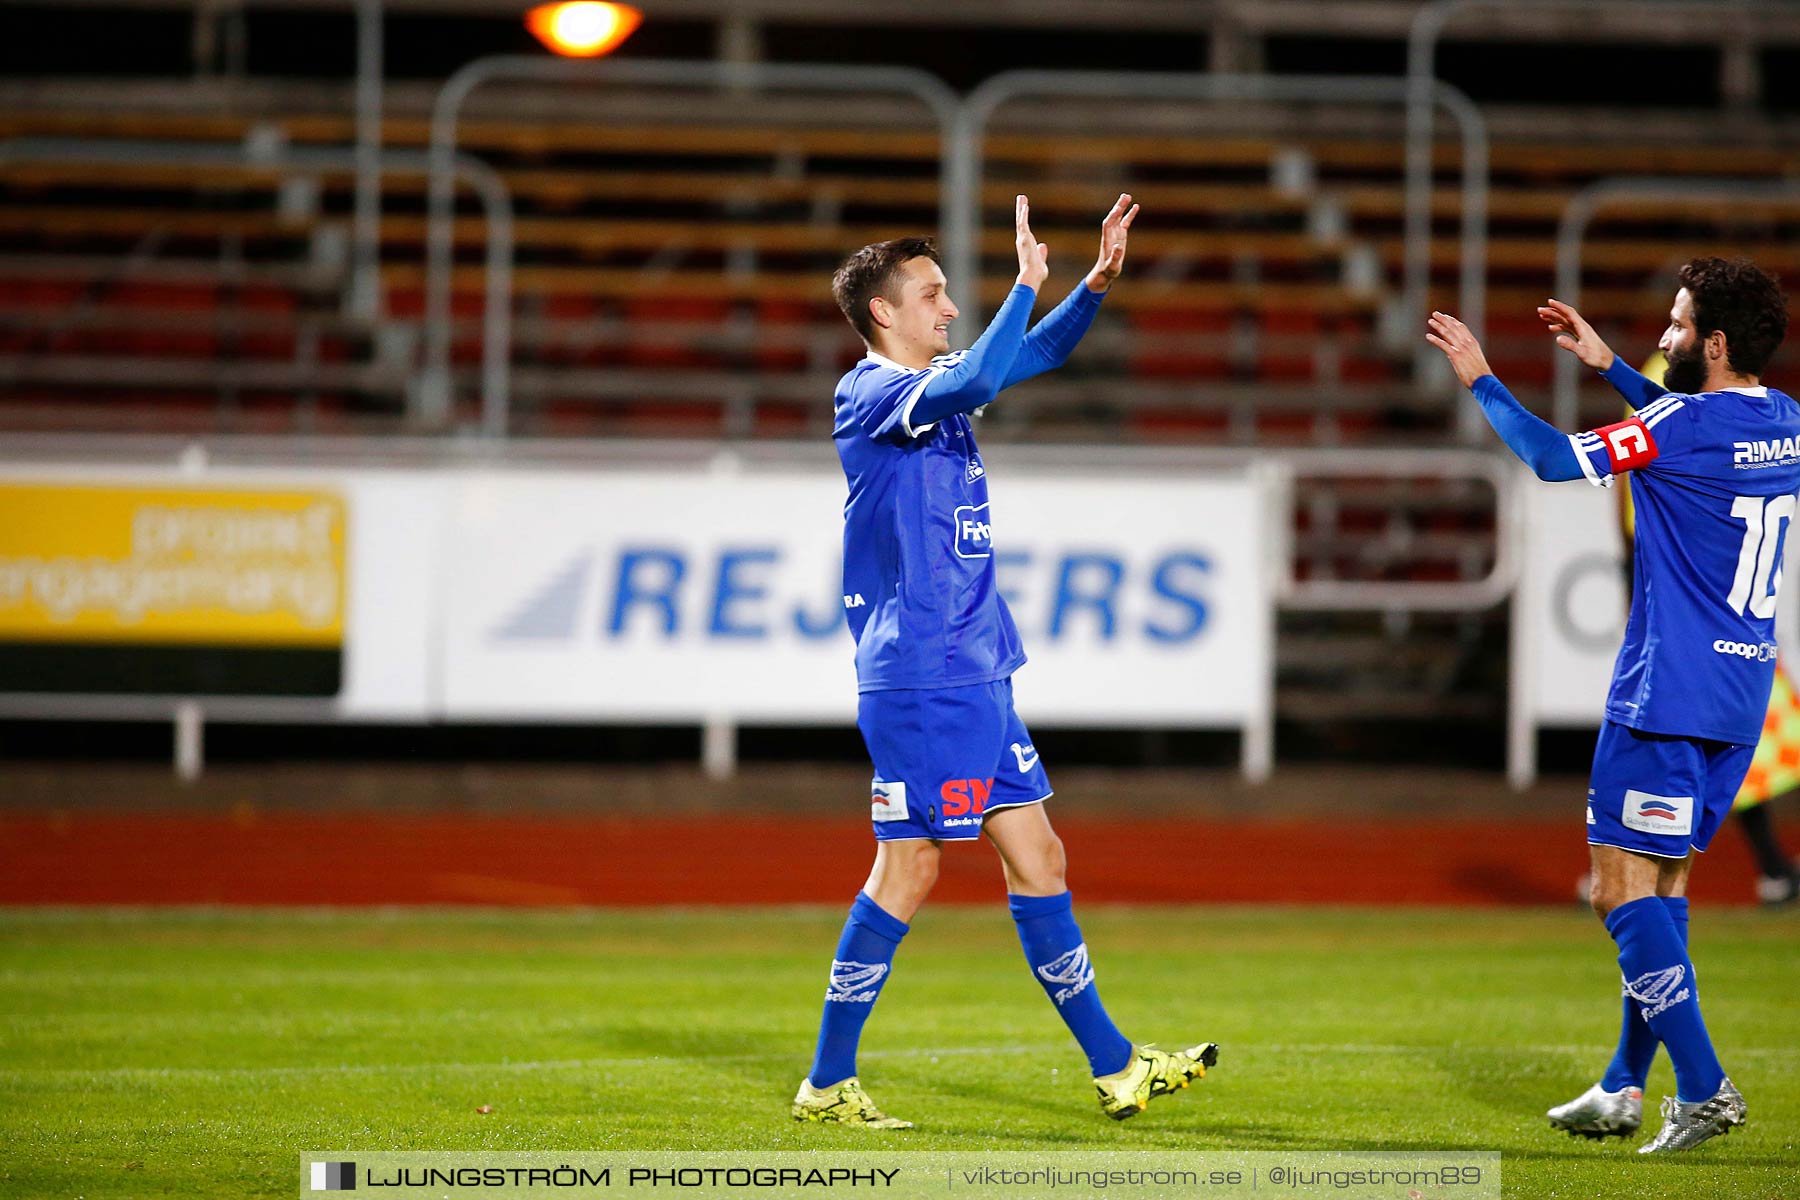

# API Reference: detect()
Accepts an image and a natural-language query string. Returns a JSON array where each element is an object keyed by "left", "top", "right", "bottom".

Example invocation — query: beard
[{"left": 1662, "top": 342, "right": 1709, "bottom": 395}]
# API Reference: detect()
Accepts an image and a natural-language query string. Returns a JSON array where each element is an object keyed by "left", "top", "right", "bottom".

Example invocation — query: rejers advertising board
[{"left": 438, "top": 467, "right": 1271, "bottom": 726}]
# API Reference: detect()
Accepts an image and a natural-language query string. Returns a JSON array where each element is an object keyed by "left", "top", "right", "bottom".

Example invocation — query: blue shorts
[
  {"left": 859, "top": 678, "right": 1053, "bottom": 842},
  {"left": 1587, "top": 720, "right": 1755, "bottom": 859}
]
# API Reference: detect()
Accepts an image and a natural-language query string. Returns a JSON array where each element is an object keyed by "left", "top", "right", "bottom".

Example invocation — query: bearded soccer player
[
  {"left": 1612, "top": 352, "right": 1800, "bottom": 908},
  {"left": 1428, "top": 257, "right": 1795, "bottom": 1153},
  {"left": 791, "top": 195, "right": 1218, "bottom": 1128}
]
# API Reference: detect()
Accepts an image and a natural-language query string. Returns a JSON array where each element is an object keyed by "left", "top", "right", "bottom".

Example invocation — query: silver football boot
[
  {"left": 1546, "top": 1083, "right": 1642, "bottom": 1138},
  {"left": 1638, "top": 1078, "right": 1746, "bottom": 1153}
]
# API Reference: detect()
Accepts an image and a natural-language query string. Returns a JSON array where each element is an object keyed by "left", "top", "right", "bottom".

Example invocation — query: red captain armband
[{"left": 1590, "top": 416, "right": 1660, "bottom": 472}]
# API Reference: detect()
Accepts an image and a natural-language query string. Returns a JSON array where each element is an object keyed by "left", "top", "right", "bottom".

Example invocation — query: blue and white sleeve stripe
[
  {"left": 897, "top": 370, "right": 939, "bottom": 438},
  {"left": 1567, "top": 430, "right": 1614, "bottom": 487},
  {"left": 1637, "top": 394, "right": 1686, "bottom": 429}
]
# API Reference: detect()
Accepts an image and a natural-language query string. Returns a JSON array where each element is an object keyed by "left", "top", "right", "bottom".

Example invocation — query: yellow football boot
[
  {"left": 1094, "top": 1043, "right": 1219, "bottom": 1120},
  {"left": 791, "top": 1076, "right": 914, "bottom": 1129}
]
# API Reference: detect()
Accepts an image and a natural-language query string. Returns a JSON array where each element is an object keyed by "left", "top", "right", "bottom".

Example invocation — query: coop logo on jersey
[
  {"left": 953, "top": 502, "right": 992, "bottom": 559},
  {"left": 1734, "top": 437, "right": 1800, "bottom": 468},
  {"left": 1621, "top": 789, "right": 1693, "bottom": 837},
  {"left": 1035, "top": 943, "right": 1096, "bottom": 1005},
  {"left": 1713, "top": 639, "right": 1778, "bottom": 662},
  {"left": 1623, "top": 964, "right": 1691, "bottom": 1020},
  {"left": 826, "top": 960, "right": 888, "bottom": 1003},
  {"left": 870, "top": 780, "right": 908, "bottom": 823}
]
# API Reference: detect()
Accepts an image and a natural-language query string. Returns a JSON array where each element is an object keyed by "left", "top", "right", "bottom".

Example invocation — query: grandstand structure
[
  {"left": 2, "top": 0, "right": 1799, "bottom": 735},
  {"left": 6, "top": 88, "right": 1799, "bottom": 441}
]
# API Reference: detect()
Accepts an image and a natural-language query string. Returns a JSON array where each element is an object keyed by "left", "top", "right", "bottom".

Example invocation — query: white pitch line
[
  {"left": 3, "top": 1042, "right": 1796, "bottom": 1084},
  {"left": 0, "top": 1045, "right": 1054, "bottom": 1084}
]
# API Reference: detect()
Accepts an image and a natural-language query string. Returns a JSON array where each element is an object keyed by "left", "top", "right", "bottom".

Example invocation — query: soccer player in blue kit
[
  {"left": 1428, "top": 258, "right": 1795, "bottom": 1153},
  {"left": 791, "top": 195, "right": 1219, "bottom": 1128}
]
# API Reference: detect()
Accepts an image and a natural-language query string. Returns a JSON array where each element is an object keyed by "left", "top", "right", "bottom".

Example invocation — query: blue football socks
[
  {"left": 1600, "top": 895, "right": 1689, "bottom": 1092},
  {"left": 1009, "top": 891, "right": 1133, "bottom": 1077},
  {"left": 808, "top": 892, "right": 909, "bottom": 1089},
  {"left": 1604, "top": 895, "right": 1722, "bottom": 1102}
]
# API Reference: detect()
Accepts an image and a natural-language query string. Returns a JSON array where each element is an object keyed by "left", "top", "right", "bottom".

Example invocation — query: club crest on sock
[
  {"left": 1623, "top": 964, "right": 1691, "bottom": 1020},
  {"left": 1035, "top": 943, "right": 1096, "bottom": 1005},
  {"left": 826, "top": 959, "right": 888, "bottom": 1003}
]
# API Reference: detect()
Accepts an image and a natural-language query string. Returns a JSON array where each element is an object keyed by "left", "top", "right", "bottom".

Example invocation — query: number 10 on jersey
[{"left": 1728, "top": 493, "right": 1798, "bottom": 619}]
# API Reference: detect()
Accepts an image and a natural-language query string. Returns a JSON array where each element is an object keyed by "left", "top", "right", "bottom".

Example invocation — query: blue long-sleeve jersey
[
  {"left": 1471, "top": 363, "right": 1800, "bottom": 744},
  {"left": 1466, "top": 358, "right": 1696, "bottom": 481},
  {"left": 831, "top": 280, "right": 1104, "bottom": 691}
]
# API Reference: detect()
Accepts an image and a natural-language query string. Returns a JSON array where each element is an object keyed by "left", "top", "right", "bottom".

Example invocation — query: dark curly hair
[
  {"left": 1677, "top": 256, "right": 1789, "bottom": 378},
  {"left": 831, "top": 237, "right": 938, "bottom": 343}
]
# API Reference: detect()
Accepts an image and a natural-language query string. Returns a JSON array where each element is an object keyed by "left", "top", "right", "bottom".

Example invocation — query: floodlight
[{"left": 526, "top": 2, "right": 642, "bottom": 58}]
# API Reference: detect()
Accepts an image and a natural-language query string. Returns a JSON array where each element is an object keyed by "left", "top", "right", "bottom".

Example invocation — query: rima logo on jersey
[{"left": 1734, "top": 438, "right": 1800, "bottom": 468}]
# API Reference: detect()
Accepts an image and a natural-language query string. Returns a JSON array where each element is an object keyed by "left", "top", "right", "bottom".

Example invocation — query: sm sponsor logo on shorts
[
  {"left": 1622, "top": 789, "right": 1694, "bottom": 837},
  {"left": 938, "top": 777, "right": 993, "bottom": 827}
]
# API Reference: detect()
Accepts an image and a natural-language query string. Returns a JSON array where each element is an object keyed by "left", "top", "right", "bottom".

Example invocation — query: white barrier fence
[
  {"left": 0, "top": 451, "right": 1275, "bottom": 777},
  {"left": 23, "top": 445, "right": 1783, "bottom": 787}
]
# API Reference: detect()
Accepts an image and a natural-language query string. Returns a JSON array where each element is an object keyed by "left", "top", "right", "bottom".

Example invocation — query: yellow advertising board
[{"left": 0, "top": 483, "right": 346, "bottom": 694}]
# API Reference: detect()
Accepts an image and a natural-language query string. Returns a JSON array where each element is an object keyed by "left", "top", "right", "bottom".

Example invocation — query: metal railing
[
  {"left": 0, "top": 61, "right": 1496, "bottom": 441},
  {"left": 1268, "top": 448, "right": 1517, "bottom": 613},
  {"left": 1552, "top": 176, "right": 1800, "bottom": 430},
  {"left": 955, "top": 69, "right": 1488, "bottom": 396},
  {"left": 423, "top": 56, "right": 960, "bottom": 430},
  {"left": 1404, "top": 0, "right": 1796, "bottom": 358},
  {"left": 0, "top": 137, "right": 514, "bottom": 433},
  {"left": 417, "top": 62, "right": 1488, "bottom": 437}
]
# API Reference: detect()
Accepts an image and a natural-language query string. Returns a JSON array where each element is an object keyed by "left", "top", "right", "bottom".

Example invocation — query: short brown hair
[
  {"left": 1678, "top": 256, "right": 1788, "bottom": 377},
  {"left": 831, "top": 237, "right": 939, "bottom": 343}
]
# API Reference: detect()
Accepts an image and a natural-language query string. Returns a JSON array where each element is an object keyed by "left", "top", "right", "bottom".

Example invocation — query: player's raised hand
[
  {"left": 1086, "top": 193, "right": 1139, "bottom": 293},
  {"left": 1538, "top": 298, "right": 1616, "bottom": 371},
  {"left": 1425, "top": 310, "right": 1496, "bottom": 389},
  {"left": 1014, "top": 194, "right": 1049, "bottom": 292}
]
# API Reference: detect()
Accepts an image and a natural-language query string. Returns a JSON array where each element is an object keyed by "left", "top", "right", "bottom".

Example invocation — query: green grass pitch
[{"left": 1, "top": 906, "right": 1795, "bottom": 1199}]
